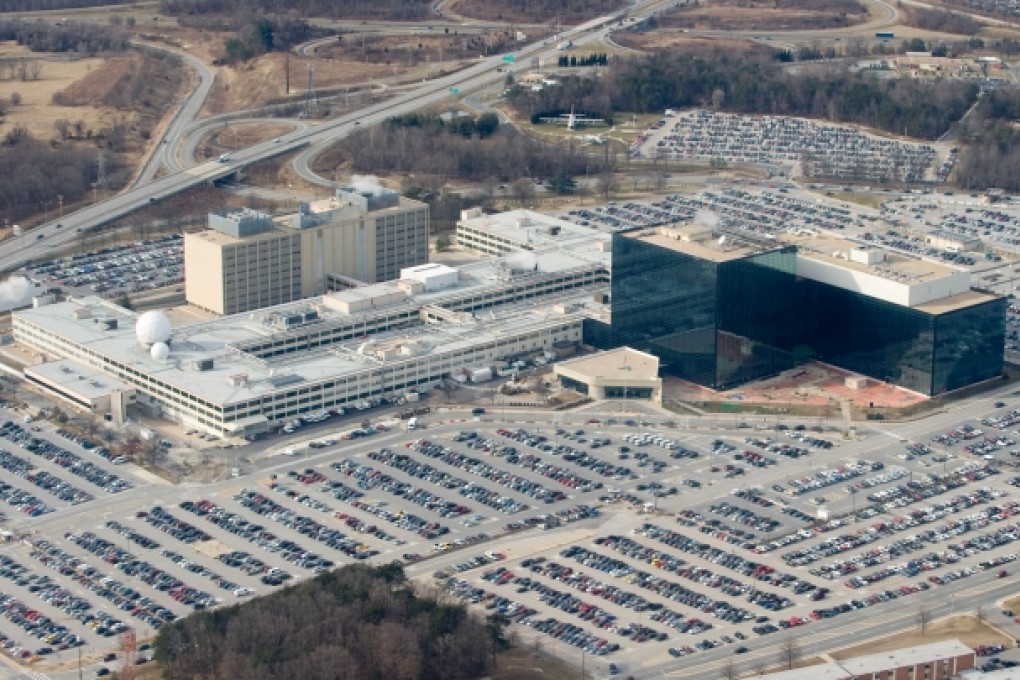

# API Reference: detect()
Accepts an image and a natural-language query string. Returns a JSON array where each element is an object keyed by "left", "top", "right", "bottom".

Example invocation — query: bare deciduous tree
[
  {"left": 780, "top": 635, "right": 800, "bottom": 670},
  {"left": 917, "top": 605, "right": 933, "bottom": 636}
]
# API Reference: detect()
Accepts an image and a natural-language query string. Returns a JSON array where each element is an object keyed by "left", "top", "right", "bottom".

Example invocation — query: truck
[
  {"left": 407, "top": 417, "right": 419, "bottom": 430},
  {"left": 557, "top": 40, "right": 573, "bottom": 50},
  {"left": 875, "top": 32, "right": 894, "bottom": 39}
]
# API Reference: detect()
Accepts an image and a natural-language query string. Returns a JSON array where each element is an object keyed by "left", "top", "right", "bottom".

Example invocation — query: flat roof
[
  {"left": 555, "top": 348, "right": 659, "bottom": 381},
  {"left": 841, "top": 639, "right": 974, "bottom": 674},
  {"left": 187, "top": 225, "right": 293, "bottom": 247},
  {"left": 25, "top": 358, "right": 132, "bottom": 399},
  {"left": 745, "top": 663, "right": 850, "bottom": 680},
  {"left": 623, "top": 228, "right": 759, "bottom": 263},
  {"left": 16, "top": 280, "right": 602, "bottom": 407},
  {"left": 914, "top": 288, "right": 1002, "bottom": 313},
  {"left": 459, "top": 209, "right": 613, "bottom": 247},
  {"left": 786, "top": 232, "right": 959, "bottom": 283}
]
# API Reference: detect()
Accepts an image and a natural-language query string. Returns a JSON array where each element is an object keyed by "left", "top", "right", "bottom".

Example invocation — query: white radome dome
[
  {"left": 150, "top": 342, "right": 170, "bottom": 361},
  {"left": 135, "top": 311, "right": 172, "bottom": 346}
]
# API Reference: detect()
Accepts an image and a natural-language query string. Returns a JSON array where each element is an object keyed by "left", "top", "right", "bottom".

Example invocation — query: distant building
[
  {"left": 760, "top": 639, "right": 974, "bottom": 680},
  {"left": 185, "top": 186, "right": 428, "bottom": 315}
]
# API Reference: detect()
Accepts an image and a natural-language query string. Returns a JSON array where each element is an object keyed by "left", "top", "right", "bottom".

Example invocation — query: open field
[{"left": 0, "top": 44, "right": 122, "bottom": 142}]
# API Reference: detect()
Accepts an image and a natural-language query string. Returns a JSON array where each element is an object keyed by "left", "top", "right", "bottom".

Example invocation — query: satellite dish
[
  {"left": 150, "top": 342, "right": 170, "bottom": 361},
  {"left": 135, "top": 311, "right": 172, "bottom": 346}
]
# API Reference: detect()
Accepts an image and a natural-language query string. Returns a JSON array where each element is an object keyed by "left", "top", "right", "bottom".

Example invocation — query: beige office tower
[{"left": 185, "top": 186, "right": 429, "bottom": 315}]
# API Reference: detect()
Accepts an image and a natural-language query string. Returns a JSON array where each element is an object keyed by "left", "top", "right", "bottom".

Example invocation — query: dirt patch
[
  {"left": 831, "top": 615, "right": 1011, "bottom": 659},
  {"left": 665, "top": 362, "right": 929, "bottom": 419},
  {"left": 192, "top": 539, "right": 233, "bottom": 559}
]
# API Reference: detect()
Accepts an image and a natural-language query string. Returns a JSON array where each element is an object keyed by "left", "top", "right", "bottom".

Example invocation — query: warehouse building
[{"left": 185, "top": 185, "right": 429, "bottom": 315}]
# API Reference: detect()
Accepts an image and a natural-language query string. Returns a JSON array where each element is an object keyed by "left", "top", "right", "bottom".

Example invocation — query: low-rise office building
[
  {"left": 553, "top": 347, "right": 662, "bottom": 403},
  {"left": 15, "top": 236, "right": 610, "bottom": 436},
  {"left": 761, "top": 639, "right": 974, "bottom": 680}
]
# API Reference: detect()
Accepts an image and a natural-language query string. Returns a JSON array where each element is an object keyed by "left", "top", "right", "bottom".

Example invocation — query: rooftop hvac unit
[{"left": 192, "top": 358, "right": 214, "bottom": 372}]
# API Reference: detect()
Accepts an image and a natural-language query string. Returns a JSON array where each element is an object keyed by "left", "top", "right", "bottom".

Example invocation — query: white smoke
[
  {"left": 349, "top": 174, "right": 387, "bottom": 196},
  {"left": 505, "top": 250, "right": 538, "bottom": 271},
  {"left": 695, "top": 210, "right": 721, "bottom": 229},
  {"left": 0, "top": 276, "right": 36, "bottom": 311}
]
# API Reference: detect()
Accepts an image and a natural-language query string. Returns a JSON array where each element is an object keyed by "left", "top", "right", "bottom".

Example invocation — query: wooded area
[
  {"left": 335, "top": 121, "right": 615, "bottom": 184},
  {"left": 508, "top": 51, "right": 977, "bottom": 141},
  {"left": 0, "top": 132, "right": 118, "bottom": 225},
  {"left": 0, "top": 19, "right": 129, "bottom": 54},
  {"left": 899, "top": 6, "right": 982, "bottom": 34},
  {"left": 956, "top": 90, "right": 1020, "bottom": 191},
  {"left": 0, "top": 0, "right": 131, "bottom": 9},
  {"left": 154, "top": 564, "right": 499, "bottom": 680},
  {"left": 447, "top": 0, "right": 626, "bottom": 23},
  {"left": 160, "top": 0, "right": 432, "bottom": 20}
]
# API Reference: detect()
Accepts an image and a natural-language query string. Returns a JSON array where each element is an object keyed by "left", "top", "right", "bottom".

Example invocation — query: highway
[{"left": 0, "top": 5, "right": 656, "bottom": 276}]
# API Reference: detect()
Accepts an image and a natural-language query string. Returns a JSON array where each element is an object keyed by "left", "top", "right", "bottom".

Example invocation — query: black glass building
[
  {"left": 609, "top": 232, "right": 800, "bottom": 390},
  {"left": 600, "top": 230, "right": 1005, "bottom": 396}
]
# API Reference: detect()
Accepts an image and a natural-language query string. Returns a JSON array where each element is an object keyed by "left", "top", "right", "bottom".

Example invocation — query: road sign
[
  {"left": 502, "top": 54, "right": 516, "bottom": 63},
  {"left": 449, "top": 87, "right": 460, "bottom": 94}
]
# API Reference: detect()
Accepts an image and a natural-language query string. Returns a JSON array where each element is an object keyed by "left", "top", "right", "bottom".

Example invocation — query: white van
[{"left": 408, "top": 417, "right": 419, "bottom": 430}]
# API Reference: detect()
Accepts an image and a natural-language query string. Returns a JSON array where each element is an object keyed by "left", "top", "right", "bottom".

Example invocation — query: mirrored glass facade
[
  {"left": 608, "top": 234, "right": 799, "bottom": 389},
  {"left": 600, "top": 232, "right": 1005, "bottom": 396}
]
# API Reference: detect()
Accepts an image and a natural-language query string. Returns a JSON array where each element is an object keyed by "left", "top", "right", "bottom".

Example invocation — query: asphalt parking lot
[
  {"left": 4, "top": 404, "right": 1020, "bottom": 678},
  {"left": 21, "top": 234, "right": 183, "bottom": 300},
  {"left": 630, "top": 110, "right": 951, "bottom": 183}
]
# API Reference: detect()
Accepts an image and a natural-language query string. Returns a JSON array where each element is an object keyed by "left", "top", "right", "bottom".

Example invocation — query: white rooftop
[
  {"left": 460, "top": 209, "right": 614, "bottom": 247},
  {"left": 25, "top": 358, "right": 132, "bottom": 399},
  {"left": 17, "top": 280, "right": 602, "bottom": 408}
]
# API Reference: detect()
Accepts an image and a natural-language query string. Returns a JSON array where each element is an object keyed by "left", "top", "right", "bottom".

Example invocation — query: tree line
[
  {"left": 0, "top": 0, "right": 131, "bottom": 9},
  {"left": 336, "top": 119, "right": 615, "bottom": 185},
  {"left": 956, "top": 89, "right": 1020, "bottom": 192},
  {"left": 210, "top": 17, "right": 325, "bottom": 63},
  {"left": 0, "top": 131, "right": 121, "bottom": 224},
  {"left": 557, "top": 53, "right": 609, "bottom": 67},
  {"left": 0, "top": 19, "right": 129, "bottom": 54},
  {"left": 160, "top": 0, "right": 431, "bottom": 20},
  {"left": 449, "top": 0, "right": 627, "bottom": 23},
  {"left": 508, "top": 51, "right": 977, "bottom": 141},
  {"left": 154, "top": 564, "right": 500, "bottom": 680},
  {"left": 386, "top": 111, "right": 500, "bottom": 138},
  {"left": 899, "top": 6, "right": 982, "bottom": 35}
]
